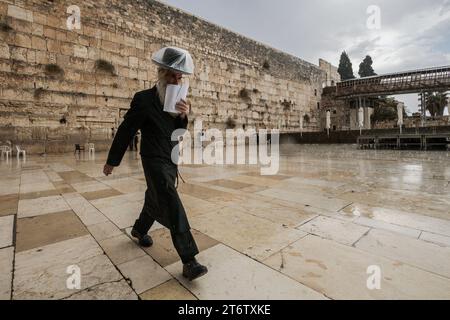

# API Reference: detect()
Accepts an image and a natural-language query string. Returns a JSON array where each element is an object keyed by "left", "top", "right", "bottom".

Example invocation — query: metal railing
[{"left": 336, "top": 66, "right": 450, "bottom": 98}]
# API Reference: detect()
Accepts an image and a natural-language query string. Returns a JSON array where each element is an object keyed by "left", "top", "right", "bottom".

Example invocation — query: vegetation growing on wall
[
  {"left": 44, "top": 64, "right": 64, "bottom": 78},
  {"left": 0, "top": 21, "right": 13, "bottom": 32},
  {"left": 226, "top": 117, "right": 237, "bottom": 129},
  {"left": 281, "top": 99, "right": 293, "bottom": 111},
  {"left": 95, "top": 59, "right": 116, "bottom": 75},
  {"left": 33, "top": 88, "right": 45, "bottom": 99},
  {"left": 239, "top": 88, "right": 250, "bottom": 100}
]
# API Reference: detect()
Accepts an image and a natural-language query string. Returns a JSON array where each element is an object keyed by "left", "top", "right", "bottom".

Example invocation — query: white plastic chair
[
  {"left": 0, "top": 145, "right": 12, "bottom": 160},
  {"left": 16, "top": 145, "right": 26, "bottom": 159},
  {"left": 88, "top": 143, "right": 95, "bottom": 155}
]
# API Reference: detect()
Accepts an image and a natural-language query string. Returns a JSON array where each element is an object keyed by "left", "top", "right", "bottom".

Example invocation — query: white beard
[
  {"left": 156, "top": 81, "right": 167, "bottom": 106},
  {"left": 156, "top": 80, "right": 178, "bottom": 118}
]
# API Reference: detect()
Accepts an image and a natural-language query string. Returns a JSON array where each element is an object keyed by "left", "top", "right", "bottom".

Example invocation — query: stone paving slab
[
  {"left": 62, "top": 193, "right": 109, "bottom": 226},
  {"left": 88, "top": 220, "right": 124, "bottom": 242},
  {"left": 166, "top": 244, "right": 327, "bottom": 300},
  {"left": 63, "top": 279, "right": 138, "bottom": 300},
  {"left": 98, "top": 234, "right": 147, "bottom": 265},
  {"left": 297, "top": 215, "right": 370, "bottom": 246},
  {"left": 0, "top": 215, "right": 14, "bottom": 249},
  {"left": 0, "top": 194, "right": 18, "bottom": 216},
  {"left": 95, "top": 201, "right": 143, "bottom": 229},
  {"left": 117, "top": 255, "right": 172, "bottom": 294},
  {"left": 16, "top": 210, "right": 89, "bottom": 252},
  {"left": 229, "top": 197, "right": 317, "bottom": 228},
  {"left": 419, "top": 232, "right": 450, "bottom": 247},
  {"left": 81, "top": 189, "right": 123, "bottom": 201},
  {"left": 19, "top": 181, "right": 55, "bottom": 194},
  {"left": 0, "top": 247, "right": 14, "bottom": 299},
  {"left": 263, "top": 235, "right": 450, "bottom": 300},
  {"left": 0, "top": 181, "right": 20, "bottom": 196},
  {"left": 353, "top": 216, "right": 422, "bottom": 238},
  {"left": 341, "top": 203, "right": 450, "bottom": 236},
  {"left": 18, "top": 195, "right": 71, "bottom": 218},
  {"left": 257, "top": 187, "right": 352, "bottom": 212},
  {"left": 140, "top": 279, "right": 197, "bottom": 300},
  {"left": 13, "top": 235, "right": 125, "bottom": 300},
  {"left": 101, "top": 177, "right": 147, "bottom": 194},
  {"left": 190, "top": 206, "right": 308, "bottom": 260},
  {"left": 355, "top": 229, "right": 450, "bottom": 278},
  {"left": 128, "top": 228, "right": 219, "bottom": 267}
]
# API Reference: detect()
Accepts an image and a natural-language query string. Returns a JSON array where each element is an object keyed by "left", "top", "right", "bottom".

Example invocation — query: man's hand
[
  {"left": 175, "top": 99, "right": 190, "bottom": 119},
  {"left": 103, "top": 164, "right": 114, "bottom": 176}
]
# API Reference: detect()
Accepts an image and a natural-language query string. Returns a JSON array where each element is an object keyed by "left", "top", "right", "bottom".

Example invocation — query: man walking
[{"left": 103, "top": 47, "right": 208, "bottom": 281}]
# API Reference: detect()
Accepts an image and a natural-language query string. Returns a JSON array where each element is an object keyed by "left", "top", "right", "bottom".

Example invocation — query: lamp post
[
  {"left": 358, "top": 107, "right": 364, "bottom": 135},
  {"left": 326, "top": 110, "right": 331, "bottom": 137},
  {"left": 299, "top": 112, "right": 303, "bottom": 137},
  {"left": 397, "top": 102, "right": 404, "bottom": 135}
]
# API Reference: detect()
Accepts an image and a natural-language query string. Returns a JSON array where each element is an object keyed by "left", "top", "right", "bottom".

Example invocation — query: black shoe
[
  {"left": 182, "top": 258, "right": 208, "bottom": 281},
  {"left": 131, "top": 228, "right": 153, "bottom": 247}
]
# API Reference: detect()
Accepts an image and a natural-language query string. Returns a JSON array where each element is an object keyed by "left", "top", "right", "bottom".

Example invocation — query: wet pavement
[{"left": 1, "top": 144, "right": 449, "bottom": 299}]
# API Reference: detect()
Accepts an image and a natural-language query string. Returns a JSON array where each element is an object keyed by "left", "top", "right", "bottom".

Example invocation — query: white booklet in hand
[{"left": 164, "top": 83, "right": 189, "bottom": 114}]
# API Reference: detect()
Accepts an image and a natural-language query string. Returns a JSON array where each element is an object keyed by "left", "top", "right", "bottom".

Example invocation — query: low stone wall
[
  {"left": 373, "top": 116, "right": 450, "bottom": 129},
  {"left": 280, "top": 126, "right": 450, "bottom": 144}
]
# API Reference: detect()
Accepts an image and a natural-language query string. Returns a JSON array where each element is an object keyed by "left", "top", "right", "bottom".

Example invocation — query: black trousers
[{"left": 133, "top": 157, "right": 199, "bottom": 264}]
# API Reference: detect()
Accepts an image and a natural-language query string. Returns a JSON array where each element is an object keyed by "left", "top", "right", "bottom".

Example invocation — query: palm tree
[{"left": 426, "top": 91, "right": 448, "bottom": 117}]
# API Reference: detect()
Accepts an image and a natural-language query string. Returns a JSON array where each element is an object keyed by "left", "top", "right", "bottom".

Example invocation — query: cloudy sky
[{"left": 162, "top": 0, "right": 450, "bottom": 113}]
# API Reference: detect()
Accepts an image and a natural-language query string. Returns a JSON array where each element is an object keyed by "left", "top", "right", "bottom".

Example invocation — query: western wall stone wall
[{"left": 0, "top": 0, "right": 327, "bottom": 154}]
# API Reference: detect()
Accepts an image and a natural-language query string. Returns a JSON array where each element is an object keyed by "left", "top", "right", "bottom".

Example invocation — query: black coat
[
  {"left": 106, "top": 86, "right": 188, "bottom": 166},
  {"left": 106, "top": 86, "right": 190, "bottom": 233}
]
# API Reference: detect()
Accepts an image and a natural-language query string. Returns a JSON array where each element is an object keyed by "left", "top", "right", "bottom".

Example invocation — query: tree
[
  {"left": 337, "top": 51, "right": 355, "bottom": 80},
  {"left": 358, "top": 55, "right": 377, "bottom": 77},
  {"left": 370, "top": 97, "right": 398, "bottom": 125},
  {"left": 426, "top": 91, "right": 448, "bottom": 117}
]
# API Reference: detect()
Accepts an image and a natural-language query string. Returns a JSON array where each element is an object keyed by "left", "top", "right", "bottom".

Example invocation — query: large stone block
[
  {"left": 10, "top": 19, "right": 32, "bottom": 34},
  {"left": 46, "top": 16, "right": 62, "bottom": 29},
  {"left": 0, "top": 3, "right": 7, "bottom": 16},
  {"left": 101, "top": 40, "right": 119, "bottom": 53},
  {"left": 124, "top": 35, "right": 136, "bottom": 47},
  {"left": 77, "top": 35, "right": 90, "bottom": 46},
  {"left": 0, "top": 43, "right": 10, "bottom": 59},
  {"left": 26, "top": 50, "right": 36, "bottom": 64},
  {"left": 73, "top": 45, "right": 88, "bottom": 58},
  {"left": 46, "top": 39, "right": 61, "bottom": 54},
  {"left": 128, "top": 56, "right": 139, "bottom": 68},
  {"left": 15, "top": 33, "right": 32, "bottom": 48},
  {"left": 83, "top": 25, "right": 101, "bottom": 39},
  {"left": 31, "top": 36, "right": 46, "bottom": 51},
  {"left": 7, "top": 5, "right": 33, "bottom": 23},
  {"left": 35, "top": 50, "right": 48, "bottom": 64},
  {"left": 31, "top": 23, "right": 43, "bottom": 36},
  {"left": 55, "top": 30, "right": 68, "bottom": 42},
  {"left": 10, "top": 47, "right": 27, "bottom": 62},
  {"left": 59, "top": 42, "right": 73, "bottom": 56},
  {"left": 43, "top": 26, "right": 56, "bottom": 39},
  {"left": 33, "top": 12, "right": 47, "bottom": 25}
]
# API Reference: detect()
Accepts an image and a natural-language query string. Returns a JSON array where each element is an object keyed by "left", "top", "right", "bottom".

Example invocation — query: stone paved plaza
[{"left": 1, "top": 145, "right": 450, "bottom": 300}]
